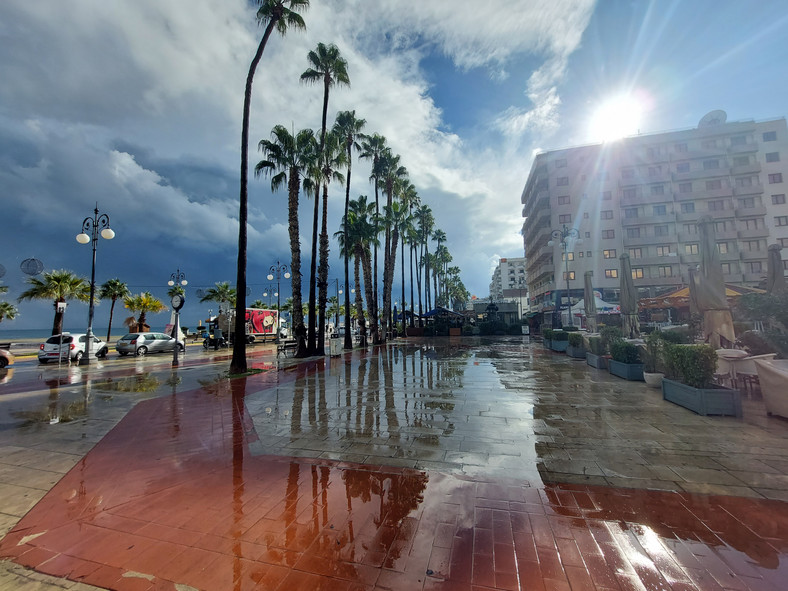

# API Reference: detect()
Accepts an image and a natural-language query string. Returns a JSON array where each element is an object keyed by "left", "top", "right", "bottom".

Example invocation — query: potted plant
[
  {"left": 566, "top": 332, "right": 586, "bottom": 359},
  {"left": 662, "top": 344, "right": 742, "bottom": 417},
  {"left": 542, "top": 328, "right": 553, "bottom": 349},
  {"left": 608, "top": 338, "right": 644, "bottom": 381},
  {"left": 550, "top": 329, "right": 569, "bottom": 352},
  {"left": 585, "top": 336, "right": 608, "bottom": 368},
  {"left": 641, "top": 331, "right": 665, "bottom": 388}
]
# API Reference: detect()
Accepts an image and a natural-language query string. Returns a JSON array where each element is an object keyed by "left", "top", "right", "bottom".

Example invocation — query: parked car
[
  {"left": 116, "top": 332, "right": 184, "bottom": 356},
  {"left": 0, "top": 347, "right": 14, "bottom": 368},
  {"left": 38, "top": 333, "right": 109, "bottom": 364}
]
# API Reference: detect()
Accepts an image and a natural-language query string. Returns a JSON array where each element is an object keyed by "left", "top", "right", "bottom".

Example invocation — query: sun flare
[{"left": 589, "top": 95, "right": 643, "bottom": 142}]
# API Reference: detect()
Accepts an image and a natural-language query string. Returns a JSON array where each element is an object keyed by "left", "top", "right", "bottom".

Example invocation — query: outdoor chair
[{"left": 734, "top": 353, "right": 777, "bottom": 394}]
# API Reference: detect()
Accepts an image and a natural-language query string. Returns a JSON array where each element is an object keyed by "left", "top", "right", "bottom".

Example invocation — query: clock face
[{"left": 171, "top": 294, "right": 185, "bottom": 310}]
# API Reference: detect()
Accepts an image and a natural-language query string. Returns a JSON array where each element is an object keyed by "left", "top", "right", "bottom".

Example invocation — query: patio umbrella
[
  {"left": 687, "top": 266, "right": 700, "bottom": 316},
  {"left": 766, "top": 244, "right": 786, "bottom": 294},
  {"left": 696, "top": 216, "right": 735, "bottom": 348},
  {"left": 583, "top": 271, "right": 597, "bottom": 333},
  {"left": 619, "top": 253, "right": 640, "bottom": 338}
]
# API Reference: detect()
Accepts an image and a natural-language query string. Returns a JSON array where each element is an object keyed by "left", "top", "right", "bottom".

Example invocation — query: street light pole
[
  {"left": 76, "top": 205, "right": 114, "bottom": 366},
  {"left": 167, "top": 269, "right": 187, "bottom": 367},
  {"left": 267, "top": 261, "right": 290, "bottom": 343},
  {"left": 548, "top": 225, "right": 582, "bottom": 328}
]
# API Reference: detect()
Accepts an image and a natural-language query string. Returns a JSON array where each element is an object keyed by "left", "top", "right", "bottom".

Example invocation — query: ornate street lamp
[
  {"left": 76, "top": 205, "right": 114, "bottom": 366},
  {"left": 267, "top": 261, "right": 290, "bottom": 343},
  {"left": 333, "top": 278, "right": 344, "bottom": 332},
  {"left": 167, "top": 269, "right": 186, "bottom": 367},
  {"left": 548, "top": 225, "right": 582, "bottom": 327},
  {"left": 168, "top": 268, "right": 188, "bottom": 289},
  {"left": 263, "top": 284, "right": 277, "bottom": 308}
]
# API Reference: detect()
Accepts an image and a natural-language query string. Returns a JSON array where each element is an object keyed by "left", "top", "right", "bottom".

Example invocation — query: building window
[
  {"left": 743, "top": 240, "right": 761, "bottom": 252},
  {"left": 557, "top": 176, "right": 569, "bottom": 186},
  {"left": 602, "top": 191, "right": 612, "bottom": 200},
  {"left": 559, "top": 214, "right": 571, "bottom": 223},
  {"left": 622, "top": 168, "right": 635, "bottom": 179},
  {"left": 603, "top": 249, "right": 616, "bottom": 259},
  {"left": 557, "top": 195, "right": 570, "bottom": 205},
  {"left": 679, "top": 182, "right": 693, "bottom": 194},
  {"left": 773, "top": 194, "right": 787, "bottom": 205},
  {"left": 563, "top": 271, "right": 575, "bottom": 280},
  {"left": 675, "top": 142, "right": 688, "bottom": 152},
  {"left": 601, "top": 210, "right": 613, "bottom": 220},
  {"left": 578, "top": 252, "right": 584, "bottom": 257},
  {"left": 735, "top": 176, "right": 753, "bottom": 188},
  {"left": 585, "top": 233, "right": 591, "bottom": 239},
  {"left": 627, "top": 227, "right": 641, "bottom": 238},
  {"left": 763, "top": 131, "right": 777, "bottom": 142},
  {"left": 706, "top": 179, "right": 722, "bottom": 190},
  {"left": 649, "top": 166, "right": 661, "bottom": 177},
  {"left": 776, "top": 216, "right": 788, "bottom": 226},
  {"left": 562, "top": 252, "right": 575, "bottom": 261},
  {"left": 769, "top": 173, "right": 783, "bottom": 184},
  {"left": 654, "top": 225, "right": 669, "bottom": 237},
  {"left": 629, "top": 248, "right": 642, "bottom": 259},
  {"left": 605, "top": 269, "right": 618, "bottom": 278},
  {"left": 653, "top": 205, "right": 667, "bottom": 216},
  {"left": 738, "top": 197, "right": 755, "bottom": 208},
  {"left": 731, "top": 135, "right": 746, "bottom": 146},
  {"left": 555, "top": 158, "right": 567, "bottom": 168},
  {"left": 743, "top": 219, "right": 762, "bottom": 230},
  {"left": 703, "top": 159, "right": 720, "bottom": 170},
  {"left": 647, "top": 147, "right": 657, "bottom": 159},
  {"left": 715, "top": 220, "right": 730, "bottom": 232},
  {"left": 651, "top": 185, "right": 665, "bottom": 195},
  {"left": 623, "top": 188, "right": 636, "bottom": 199},
  {"left": 602, "top": 229, "right": 615, "bottom": 239},
  {"left": 632, "top": 268, "right": 644, "bottom": 279},
  {"left": 780, "top": 238, "right": 788, "bottom": 248},
  {"left": 708, "top": 200, "right": 725, "bottom": 212},
  {"left": 658, "top": 266, "right": 673, "bottom": 277},
  {"left": 702, "top": 139, "right": 717, "bottom": 149},
  {"left": 676, "top": 162, "right": 690, "bottom": 173},
  {"left": 683, "top": 223, "right": 698, "bottom": 235},
  {"left": 717, "top": 242, "right": 728, "bottom": 254},
  {"left": 681, "top": 202, "right": 695, "bottom": 213},
  {"left": 656, "top": 245, "right": 671, "bottom": 256},
  {"left": 733, "top": 156, "right": 749, "bottom": 167},
  {"left": 766, "top": 152, "right": 780, "bottom": 163},
  {"left": 744, "top": 261, "right": 763, "bottom": 274},
  {"left": 624, "top": 208, "right": 638, "bottom": 219},
  {"left": 721, "top": 263, "right": 731, "bottom": 274},
  {"left": 685, "top": 244, "right": 699, "bottom": 254},
  {"left": 586, "top": 250, "right": 592, "bottom": 257}
]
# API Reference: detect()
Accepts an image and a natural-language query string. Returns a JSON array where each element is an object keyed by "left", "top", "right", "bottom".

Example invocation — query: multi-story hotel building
[
  {"left": 520, "top": 112, "right": 788, "bottom": 317},
  {"left": 489, "top": 257, "right": 528, "bottom": 317}
]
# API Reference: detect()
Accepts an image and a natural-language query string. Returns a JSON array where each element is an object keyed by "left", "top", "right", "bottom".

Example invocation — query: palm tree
[
  {"left": 432, "top": 229, "right": 447, "bottom": 303},
  {"left": 0, "top": 301, "right": 18, "bottom": 324},
  {"left": 414, "top": 205, "right": 434, "bottom": 324},
  {"left": 384, "top": 200, "right": 407, "bottom": 335},
  {"left": 378, "top": 149, "right": 408, "bottom": 338},
  {"left": 358, "top": 133, "right": 387, "bottom": 342},
  {"left": 18, "top": 269, "right": 90, "bottom": 335},
  {"left": 300, "top": 42, "right": 350, "bottom": 354},
  {"left": 333, "top": 110, "right": 366, "bottom": 349},
  {"left": 233, "top": 0, "right": 309, "bottom": 374},
  {"left": 200, "top": 282, "right": 237, "bottom": 313},
  {"left": 124, "top": 292, "right": 167, "bottom": 333},
  {"left": 256, "top": 125, "right": 317, "bottom": 357},
  {"left": 399, "top": 183, "right": 420, "bottom": 328},
  {"left": 98, "top": 278, "right": 130, "bottom": 342}
]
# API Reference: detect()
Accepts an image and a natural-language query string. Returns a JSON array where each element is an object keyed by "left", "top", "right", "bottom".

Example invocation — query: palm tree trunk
[
  {"left": 409, "top": 242, "right": 415, "bottom": 328},
  {"left": 307, "top": 188, "right": 319, "bottom": 354},
  {"left": 354, "top": 248, "right": 366, "bottom": 347},
  {"left": 343, "top": 145, "right": 353, "bottom": 349},
  {"left": 53, "top": 300, "right": 64, "bottom": 335},
  {"left": 400, "top": 234, "right": 406, "bottom": 336},
  {"left": 107, "top": 298, "right": 116, "bottom": 342},
  {"left": 361, "top": 246, "right": 375, "bottom": 346},
  {"left": 317, "top": 183, "right": 329, "bottom": 356},
  {"left": 372, "top": 177, "right": 380, "bottom": 344},
  {"left": 288, "top": 169, "right": 307, "bottom": 357},
  {"left": 387, "top": 227, "right": 399, "bottom": 336}
]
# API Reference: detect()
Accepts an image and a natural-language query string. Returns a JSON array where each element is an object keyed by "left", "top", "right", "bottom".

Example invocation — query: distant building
[
  {"left": 489, "top": 257, "right": 528, "bottom": 320},
  {"left": 520, "top": 111, "right": 788, "bottom": 319}
]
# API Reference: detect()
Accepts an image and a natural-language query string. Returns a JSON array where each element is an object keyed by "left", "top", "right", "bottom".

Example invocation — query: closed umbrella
[
  {"left": 766, "top": 244, "right": 786, "bottom": 294},
  {"left": 583, "top": 271, "right": 597, "bottom": 333},
  {"left": 687, "top": 266, "right": 700, "bottom": 316},
  {"left": 696, "top": 216, "right": 735, "bottom": 348},
  {"left": 619, "top": 253, "right": 640, "bottom": 339}
]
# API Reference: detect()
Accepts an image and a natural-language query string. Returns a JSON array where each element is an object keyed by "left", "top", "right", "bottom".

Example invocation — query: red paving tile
[{"left": 1, "top": 376, "right": 788, "bottom": 590}]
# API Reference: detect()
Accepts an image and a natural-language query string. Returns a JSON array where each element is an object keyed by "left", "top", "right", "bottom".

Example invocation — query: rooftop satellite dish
[
  {"left": 0, "top": 264, "right": 5, "bottom": 279},
  {"left": 698, "top": 110, "right": 727, "bottom": 127},
  {"left": 20, "top": 258, "right": 44, "bottom": 275}
]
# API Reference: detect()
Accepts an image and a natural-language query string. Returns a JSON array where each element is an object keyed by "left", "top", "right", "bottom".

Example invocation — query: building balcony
[
  {"left": 680, "top": 253, "right": 701, "bottom": 265},
  {"left": 735, "top": 205, "right": 767, "bottom": 218},
  {"left": 622, "top": 233, "right": 677, "bottom": 247},
  {"left": 728, "top": 143, "right": 758, "bottom": 154},
  {"left": 719, "top": 250, "right": 740, "bottom": 262},
  {"left": 738, "top": 228, "right": 769, "bottom": 240},
  {"left": 620, "top": 193, "right": 657, "bottom": 207},
  {"left": 743, "top": 272, "right": 765, "bottom": 283},
  {"left": 730, "top": 162, "right": 761, "bottom": 176},
  {"left": 733, "top": 184, "right": 764, "bottom": 196},
  {"left": 676, "top": 210, "right": 701, "bottom": 223},
  {"left": 637, "top": 254, "right": 679, "bottom": 266},
  {"left": 740, "top": 249, "right": 766, "bottom": 261},
  {"left": 712, "top": 229, "right": 740, "bottom": 241},
  {"left": 673, "top": 186, "right": 734, "bottom": 202},
  {"left": 641, "top": 276, "right": 682, "bottom": 287}
]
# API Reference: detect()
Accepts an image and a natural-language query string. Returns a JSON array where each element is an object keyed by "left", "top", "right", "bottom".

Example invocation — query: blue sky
[{"left": 2, "top": 0, "right": 788, "bottom": 332}]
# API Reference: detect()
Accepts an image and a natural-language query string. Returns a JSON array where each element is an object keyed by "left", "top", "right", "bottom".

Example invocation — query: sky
[{"left": 2, "top": 0, "right": 788, "bottom": 332}]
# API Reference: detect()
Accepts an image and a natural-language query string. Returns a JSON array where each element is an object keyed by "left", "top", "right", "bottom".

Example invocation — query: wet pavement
[{"left": 0, "top": 337, "right": 787, "bottom": 590}]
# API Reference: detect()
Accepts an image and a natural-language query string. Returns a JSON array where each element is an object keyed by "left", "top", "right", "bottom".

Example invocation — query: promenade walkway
[{"left": 0, "top": 337, "right": 786, "bottom": 590}]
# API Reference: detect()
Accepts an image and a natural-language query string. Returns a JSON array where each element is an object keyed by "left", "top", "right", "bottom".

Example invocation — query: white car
[
  {"left": 38, "top": 333, "right": 109, "bottom": 364},
  {"left": 116, "top": 332, "right": 184, "bottom": 356}
]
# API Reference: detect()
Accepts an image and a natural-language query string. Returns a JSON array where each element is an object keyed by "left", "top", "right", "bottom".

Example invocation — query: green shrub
[
  {"left": 610, "top": 340, "right": 640, "bottom": 364},
  {"left": 552, "top": 330, "right": 569, "bottom": 342},
  {"left": 661, "top": 328, "right": 690, "bottom": 344},
  {"left": 600, "top": 326, "right": 622, "bottom": 351},
  {"left": 563, "top": 325, "right": 579, "bottom": 332},
  {"left": 568, "top": 332, "right": 584, "bottom": 347},
  {"left": 736, "top": 331, "right": 775, "bottom": 356},
  {"left": 462, "top": 324, "right": 474, "bottom": 336},
  {"left": 543, "top": 328, "right": 554, "bottom": 340},
  {"left": 587, "top": 336, "right": 605, "bottom": 355},
  {"left": 642, "top": 331, "right": 665, "bottom": 373},
  {"left": 664, "top": 344, "right": 716, "bottom": 388}
]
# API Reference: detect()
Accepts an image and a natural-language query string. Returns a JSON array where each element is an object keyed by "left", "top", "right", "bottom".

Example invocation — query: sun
[{"left": 588, "top": 95, "right": 643, "bottom": 142}]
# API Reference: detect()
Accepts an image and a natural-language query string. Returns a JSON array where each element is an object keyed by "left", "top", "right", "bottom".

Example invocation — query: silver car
[
  {"left": 38, "top": 333, "right": 109, "bottom": 364},
  {"left": 116, "top": 332, "right": 184, "bottom": 356}
]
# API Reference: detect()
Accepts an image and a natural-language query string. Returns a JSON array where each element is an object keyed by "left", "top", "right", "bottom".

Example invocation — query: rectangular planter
[
  {"left": 566, "top": 345, "right": 586, "bottom": 359},
  {"left": 662, "top": 378, "right": 742, "bottom": 417},
  {"left": 586, "top": 352, "right": 608, "bottom": 369},
  {"left": 543, "top": 339, "right": 552, "bottom": 349},
  {"left": 550, "top": 340, "right": 569, "bottom": 353},
  {"left": 608, "top": 359, "right": 644, "bottom": 381},
  {"left": 449, "top": 327, "right": 461, "bottom": 336}
]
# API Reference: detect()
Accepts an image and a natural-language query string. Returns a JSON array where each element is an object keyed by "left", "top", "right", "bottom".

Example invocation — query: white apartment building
[
  {"left": 520, "top": 112, "right": 788, "bottom": 315},
  {"left": 489, "top": 257, "right": 528, "bottom": 317}
]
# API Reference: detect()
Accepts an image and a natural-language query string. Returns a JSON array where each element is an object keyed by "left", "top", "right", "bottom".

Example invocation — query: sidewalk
[{"left": 0, "top": 337, "right": 787, "bottom": 590}]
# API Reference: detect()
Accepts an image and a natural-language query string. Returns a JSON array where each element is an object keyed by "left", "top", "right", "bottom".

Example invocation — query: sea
[{"left": 1, "top": 327, "right": 135, "bottom": 342}]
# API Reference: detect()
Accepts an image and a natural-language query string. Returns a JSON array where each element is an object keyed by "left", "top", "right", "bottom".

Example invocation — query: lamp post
[
  {"left": 333, "top": 278, "right": 344, "bottom": 332},
  {"left": 76, "top": 205, "right": 114, "bottom": 366},
  {"left": 263, "top": 284, "right": 277, "bottom": 308},
  {"left": 167, "top": 269, "right": 187, "bottom": 367},
  {"left": 267, "top": 261, "right": 290, "bottom": 343},
  {"left": 548, "top": 225, "right": 582, "bottom": 327}
]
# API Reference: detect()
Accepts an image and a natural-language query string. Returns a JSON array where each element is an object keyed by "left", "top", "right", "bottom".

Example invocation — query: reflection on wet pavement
[{"left": 1, "top": 337, "right": 787, "bottom": 590}]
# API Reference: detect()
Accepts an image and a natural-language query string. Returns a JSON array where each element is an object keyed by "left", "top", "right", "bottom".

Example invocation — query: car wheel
[
  {"left": 118, "top": 351, "right": 128, "bottom": 357},
  {"left": 178, "top": 344, "right": 185, "bottom": 352},
  {"left": 136, "top": 346, "right": 148, "bottom": 356},
  {"left": 97, "top": 347, "right": 108, "bottom": 358},
  {"left": 0, "top": 358, "right": 7, "bottom": 369},
  {"left": 39, "top": 358, "right": 49, "bottom": 364},
  {"left": 73, "top": 351, "right": 83, "bottom": 363}
]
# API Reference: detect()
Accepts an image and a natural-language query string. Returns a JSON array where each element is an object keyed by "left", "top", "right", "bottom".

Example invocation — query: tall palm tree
[
  {"left": 0, "top": 301, "right": 18, "bottom": 324},
  {"left": 300, "top": 42, "right": 350, "bottom": 354},
  {"left": 98, "top": 278, "right": 130, "bottom": 342},
  {"left": 256, "top": 125, "right": 317, "bottom": 357},
  {"left": 18, "top": 269, "right": 90, "bottom": 335},
  {"left": 399, "top": 183, "right": 420, "bottom": 328},
  {"left": 342, "top": 195, "right": 377, "bottom": 346},
  {"left": 414, "top": 205, "right": 434, "bottom": 324},
  {"left": 384, "top": 200, "right": 407, "bottom": 336},
  {"left": 233, "top": 0, "right": 309, "bottom": 374},
  {"left": 358, "top": 133, "right": 387, "bottom": 342},
  {"left": 378, "top": 149, "right": 408, "bottom": 338},
  {"left": 432, "top": 229, "right": 447, "bottom": 303},
  {"left": 333, "top": 110, "right": 366, "bottom": 349},
  {"left": 123, "top": 292, "right": 167, "bottom": 333}
]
